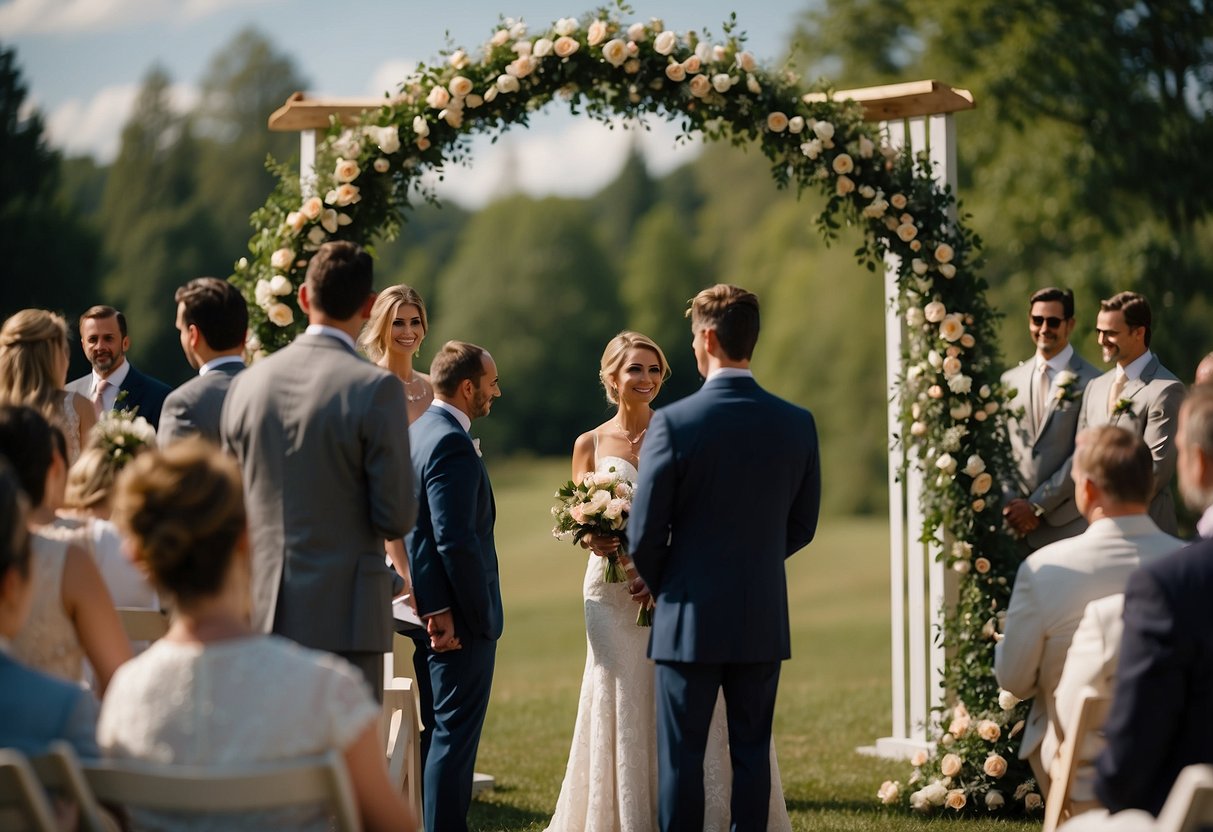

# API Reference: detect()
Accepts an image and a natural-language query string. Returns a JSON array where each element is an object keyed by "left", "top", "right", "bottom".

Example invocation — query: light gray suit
[
  {"left": 1037, "top": 354, "right": 1185, "bottom": 536},
  {"left": 1001, "top": 352, "right": 1101, "bottom": 549},
  {"left": 220, "top": 332, "right": 415, "bottom": 689},
  {"left": 157, "top": 360, "right": 244, "bottom": 447},
  {"left": 994, "top": 516, "right": 1182, "bottom": 791}
]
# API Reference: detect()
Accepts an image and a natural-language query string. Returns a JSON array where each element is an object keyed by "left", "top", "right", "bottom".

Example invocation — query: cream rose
[
  {"left": 333, "top": 157, "right": 360, "bottom": 184},
  {"left": 963, "top": 455, "right": 985, "bottom": 477},
  {"left": 627, "top": 22, "right": 647, "bottom": 41},
  {"left": 533, "top": 37, "right": 554, "bottom": 57},
  {"left": 587, "top": 20, "right": 608, "bottom": 46},
  {"left": 270, "top": 248, "right": 294, "bottom": 271},
  {"left": 449, "top": 76, "right": 474, "bottom": 98},
  {"left": 928, "top": 385, "right": 944, "bottom": 399},
  {"left": 654, "top": 30, "right": 677, "bottom": 55},
  {"left": 985, "top": 790, "right": 1005, "bottom": 809},
  {"left": 910, "top": 421, "right": 927, "bottom": 437},
  {"left": 906, "top": 307, "right": 925, "bottom": 327},
  {"left": 949, "top": 703, "right": 971, "bottom": 737},
  {"left": 923, "top": 781, "right": 948, "bottom": 806},
  {"left": 300, "top": 196, "right": 323, "bottom": 220},
  {"left": 960, "top": 333, "right": 975, "bottom": 348},
  {"left": 689, "top": 74, "right": 712, "bottom": 97},
  {"left": 412, "top": 116, "right": 430, "bottom": 138},
  {"left": 910, "top": 749, "right": 929, "bottom": 767},
  {"left": 939, "top": 314, "right": 965, "bottom": 342},
  {"left": 496, "top": 74, "right": 521, "bottom": 93},
  {"left": 266, "top": 302, "right": 294, "bottom": 327},
  {"left": 466, "top": 94, "right": 484, "bottom": 108},
  {"left": 1025, "top": 793, "right": 1043, "bottom": 811},
  {"left": 767, "top": 112, "right": 789, "bottom": 133},
  {"left": 711, "top": 73, "right": 732, "bottom": 93},
  {"left": 858, "top": 134, "right": 875, "bottom": 158},
  {"left": 971, "top": 472, "right": 993, "bottom": 496},
  {"left": 800, "top": 138, "right": 823, "bottom": 159},
  {"left": 935, "top": 242, "right": 955, "bottom": 263},
  {"left": 320, "top": 208, "right": 339, "bottom": 234},
  {"left": 449, "top": 49, "right": 470, "bottom": 69},
  {"left": 812, "top": 120, "right": 835, "bottom": 141},
  {"left": 890, "top": 193, "right": 908, "bottom": 209},
  {"left": 974, "top": 557, "right": 991, "bottom": 574},
  {"left": 665, "top": 62, "right": 687, "bottom": 82},
  {"left": 940, "top": 754, "right": 962, "bottom": 777},
  {"left": 736, "top": 51, "right": 757, "bottom": 72},
  {"left": 878, "top": 780, "right": 900, "bottom": 805},
  {"left": 911, "top": 258, "right": 928, "bottom": 275},
  {"left": 507, "top": 56, "right": 536, "bottom": 78},
  {"left": 897, "top": 222, "right": 919, "bottom": 242},
  {"left": 942, "top": 356, "right": 962, "bottom": 377},
  {"left": 268, "top": 274, "right": 293, "bottom": 296},
  {"left": 924, "top": 301, "right": 947, "bottom": 323},
  {"left": 835, "top": 175, "right": 855, "bottom": 196},
  {"left": 375, "top": 125, "right": 400, "bottom": 154},
  {"left": 490, "top": 28, "right": 510, "bottom": 47},
  {"left": 285, "top": 211, "right": 306, "bottom": 236},
  {"left": 254, "top": 279, "right": 273, "bottom": 308},
  {"left": 945, "top": 790, "right": 967, "bottom": 811},
  {"left": 602, "top": 38, "right": 628, "bottom": 67},
  {"left": 426, "top": 85, "right": 451, "bottom": 109},
  {"left": 554, "top": 36, "right": 579, "bottom": 58},
  {"left": 554, "top": 17, "right": 578, "bottom": 36},
  {"left": 950, "top": 401, "right": 972, "bottom": 420},
  {"left": 977, "top": 720, "right": 1001, "bottom": 742},
  {"left": 788, "top": 116, "right": 805, "bottom": 134},
  {"left": 948, "top": 374, "right": 973, "bottom": 395},
  {"left": 440, "top": 107, "right": 463, "bottom": 128},
  {"left": 983, "top": 754, "right": 1008, "bottom": 778},
  {"left": 325, "top": 183, "right": 361, "bottom": 207},
  {"left": 940, "top": 263, "right": 957, "bottom": 279},
  {"left": 683, "top": 55, "right": 701, "bottom": 73},
  {"left": 373, "top": 157, "right": 390, "bottom": 173},
  {"left": 832, "top": 153, "right": 854, "bottom": 174},
  {"left": 936, "top": 453, "right": 958, "bottom": 475}
]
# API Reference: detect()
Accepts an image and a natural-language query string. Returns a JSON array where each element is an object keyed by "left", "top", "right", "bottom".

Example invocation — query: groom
[
  {"left": 406, "top": 340, "right": 503, "bottom": 832},
  {"left": 630, "top": 284, "right": 821, "bottom": 832}
]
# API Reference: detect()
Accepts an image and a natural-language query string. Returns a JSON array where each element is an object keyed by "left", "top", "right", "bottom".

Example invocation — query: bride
[{"left": 546, "top": 331, "right": 791, "bottom": 832}]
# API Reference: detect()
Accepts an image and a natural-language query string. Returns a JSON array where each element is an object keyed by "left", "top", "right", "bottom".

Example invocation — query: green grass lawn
[{"left": 415, "top": 456, "right": 1037, "bottom": 831}]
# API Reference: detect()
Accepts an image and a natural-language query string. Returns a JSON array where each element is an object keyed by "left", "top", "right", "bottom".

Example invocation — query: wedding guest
[
  {"left": 0, "top": 405, "right": 131, "bottom": 694},
  {"left": 1000, "top": 288, "right": 1100, "bottom": 550},
  {"left": 66, "top": 305, "right": 172, "bottom": 430},
  {"left": 222, "top": 242, "right": 415, "bottom": 696},
  {"left": 158, "top": 278, "right": 248, "bottom": 446},
  {"left": 99, "top": 439, "right": 416, "bottom": 832},
  {"left": 995, "top": 425, "right": 1182, "bottom": 796},
  {"left": 1195, "top": 351, "right": 1213, "bottom": 386},
  {"left": 0, "top": 308, "right": 95, "bottom": 463},
  {"left": 0, "top": 459, "right": 99, "bottom": 759}
]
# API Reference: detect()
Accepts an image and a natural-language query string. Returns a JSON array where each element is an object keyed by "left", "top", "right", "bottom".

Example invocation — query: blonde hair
[
  {"left": 359, "top": 285, "right": 428, "bottom": 363},
  {"left": 599, "top": 331, "right": 670, "bottom": 405},
  {"left": 112, "top": 439, "right": 246, "bottom": 603},
  {"left": 0, "top": 309, "right": 70, "bottom": 426},
  {"left": 64, "top": 444, "right": 134, "bottom": 512}
]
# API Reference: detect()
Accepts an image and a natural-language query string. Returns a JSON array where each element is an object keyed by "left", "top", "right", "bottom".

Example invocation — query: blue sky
[{"left": 4, "top": 0, "right": 813, "bottom": 206}]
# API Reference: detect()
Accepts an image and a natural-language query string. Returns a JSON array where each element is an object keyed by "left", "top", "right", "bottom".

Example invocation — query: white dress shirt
[
  {"left": 304, "top": 324, "right": 357, "bottom": 353},
  {"left": 89, "top": 360, "right": 130, "bottom": 412},
  {"left": 198, "top": 355, "right": 245, "bottom": 376}
]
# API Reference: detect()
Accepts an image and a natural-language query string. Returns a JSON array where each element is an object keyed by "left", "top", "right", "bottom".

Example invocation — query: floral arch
[{"left": 238, "top": 6, "right": 1038, "bottom": 815}]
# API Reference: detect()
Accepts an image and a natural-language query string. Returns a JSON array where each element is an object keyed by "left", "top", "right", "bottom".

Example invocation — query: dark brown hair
[
  {"left": 304, "top": 242, "right": 373, "bottom": 321},
  {"left": 686, "top": 284, "right": 761, "bottom": 361},
  {"left": 429, "top": 341, "right": 487, "bottom": 397},
  {"left": 175, "top": 278, "right": 249, "bottom": 351}
]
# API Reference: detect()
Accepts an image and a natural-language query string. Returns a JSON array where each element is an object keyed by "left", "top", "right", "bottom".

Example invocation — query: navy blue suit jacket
[
  {"left": 405, "top": 406, "right": 502, "bottom": 642},
  {"left": 68, "top": 363, "right": 172, "bottom": 429},
  {"left": 0, "top": 652, "right": 99, "bottom": 758},
  {"left": 1095, "top": 535, "right": 1213, "bottom": 816},
  {"left": 629, "top": 374, "right": 821, "bottom": 663}
]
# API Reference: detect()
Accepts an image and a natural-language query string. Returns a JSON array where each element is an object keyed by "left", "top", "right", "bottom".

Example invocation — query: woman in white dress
[
  {"left": 0, "top": 308, "right": 95, "bottom": 464},
  {"left": 99, "top": 439, "right": 416, "bottom": 832},
  {"left": 546, "top": 332, "right": 791, "bottom": 832}
]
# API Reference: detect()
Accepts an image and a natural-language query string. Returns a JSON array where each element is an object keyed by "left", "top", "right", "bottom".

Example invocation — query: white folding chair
[
  {"left": 0, "top": 748, "right": 58, "bottom": 832},
  {"left": 28, "top": 742, "right": 113, "bottom": 832},
  {"left": 383, "top": 676, "right": 423, "bottom": 814},
  {"left": 1155, "top": 764, "right": 1213, "bottom": 832},
  {"left": 1045, "top": 688, "right": 1113, "bottom": 832},
  {"left": 83, "top": 751, "right": 359, "bottom": 831}
]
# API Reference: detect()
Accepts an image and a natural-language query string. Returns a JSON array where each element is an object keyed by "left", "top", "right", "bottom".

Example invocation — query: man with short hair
[
  {"left": 1001, "top": 287, "right": 1101, "bottom": 549},
  {"left": 221, "top": 242, "right": 415, "bottom": 695},
  {"left": 158, "top": 278, "right": 248, "bottom": 446},
  {"left": 406, "top": 339, "right": 502, "bottom": 832},
  {"left": 66, "top": 305, "right": 172, "bottom": 429},
  {"left": 994, "top": 425, "right": 1181, "bottom": 797},
  {"left": 1194, "top": 350, "right": 1213, "bottom": 386},
  {"left": 630, "top": 284, "right": 821, "bottom": 832}
]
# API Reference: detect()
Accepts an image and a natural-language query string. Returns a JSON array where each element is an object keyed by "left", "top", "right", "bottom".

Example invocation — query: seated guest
[
  {"left": 0, "top": 405, "right": 131, "bottom": 694},
  {"left": 0, "top": 460, "right": 99, "bottom": 758},
  {"left": 1062, "top": 386, "right": 1213, "bottom": 829},
  {"left": 995, "top": 425, "right": 1182, "bottom": 796},
  {"left": 99, "top": 440, "right": 416, "bottom": 832}
]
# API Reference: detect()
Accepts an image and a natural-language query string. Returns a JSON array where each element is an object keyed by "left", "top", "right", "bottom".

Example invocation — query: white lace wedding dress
[{"left": 546, "top": 455, "right": 791, "bottom": 832}]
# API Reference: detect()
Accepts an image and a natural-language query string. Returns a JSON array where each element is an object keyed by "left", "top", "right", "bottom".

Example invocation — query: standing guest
[
  {"left": 1001, "top": 288, "right": 1100, "bottom": 549},
  {"left": 994, "top": 426, "right": 1181, "bottom": 797},
  {"left": 629, "top": 285, "right": 821, "bottom": 832},
  {"left": 66, "top": 305, "right": 172, "bottom": 430},
  {"left": 221, "top": 242, "right": 415, "bottom": 696},
  {"left": 0, "top": 460, "right": 99, "bottom": 759},
  {"left": 406, "top": 340, "right": 502, "bottom": 832},
  {"left": 0, "top": 308, "right": 96, "bottom": 463},
  {"left": 158, "top": 278, "right": 248, "bottom": 446},
  {"left": 0, "top": 405, "right": 131, "bottom": 694},
  {"left": 100, "top": 440, "right": 416, "bottom": 832},
  {"left": 1195, "top": 351, "right": 1213, "bottom": 386}
]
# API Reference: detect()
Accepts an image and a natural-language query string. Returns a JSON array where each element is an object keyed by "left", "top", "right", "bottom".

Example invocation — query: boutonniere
[
  {"left": 1112, "top": 398, "right": 1135, "bottom": 417},
  {"left": 113, "top": 389, "right": 130, "bottom": 409},
  {"left": 472, "top": 437, "right": 482, "bottom": 458},
  {"left": 1054, "top": 370, "right": 1079, "bottom": 403}
]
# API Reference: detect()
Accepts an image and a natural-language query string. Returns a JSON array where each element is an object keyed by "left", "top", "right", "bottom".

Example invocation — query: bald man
[{"left": 1196, "top": 351, "right": 1213, "bottom": 387}]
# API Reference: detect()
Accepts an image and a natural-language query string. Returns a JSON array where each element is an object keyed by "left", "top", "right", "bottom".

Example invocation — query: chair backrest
[
  {"left": 82, "top": 751, "right": 360, "bottom": 831},
  {"left": 383, "top": 676, "right": 423, "bottom": 813},
  {"left": 0, "top": 748, "right": 59, "bottom": 832},
  {"left": 1155, "top": 765, "right": 1213, "bottom": 832},
  {"left": 1043, "top": 687, "right": 1113, "bottom": 832},
  {"left": 28, "top": 742, "right": 112, "bottom": 832},
  {"left": 116, "top": 607, "right": 169, "bottom": 642}
]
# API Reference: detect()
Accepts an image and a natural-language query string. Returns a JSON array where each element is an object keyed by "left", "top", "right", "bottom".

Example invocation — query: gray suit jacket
[
  {"left": 1037, "top": 355, "right": 1185, "bottom": 535},
  {"left": 220, "top": 333, "right": 415, "bottom": 654},
  {"left": 157, "top": 361, "right": 244, "bottom": 447},
  {"left": 1001, "top": 352, "right": 1101, "bottom": 549}
]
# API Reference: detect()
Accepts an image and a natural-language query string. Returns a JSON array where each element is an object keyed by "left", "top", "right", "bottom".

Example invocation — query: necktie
[
  {"left": 1107, "top": 371, "right": 1127, "bottom": 417},
  {"left": 1034, "top": 364, "right": 1050, "bottom": 428},
  {"left": 92, "top": 379, "right": 109, "bottom": 419}
]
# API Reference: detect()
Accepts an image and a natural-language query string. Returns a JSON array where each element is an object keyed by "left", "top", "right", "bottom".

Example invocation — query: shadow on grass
[{"left": 470, "top": 784, "right": 550, "bottom": 830}]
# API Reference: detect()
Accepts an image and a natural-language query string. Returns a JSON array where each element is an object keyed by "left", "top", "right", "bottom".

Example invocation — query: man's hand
[
  {"left": 1003, "top": 499, "right": 1041, "bottom": 536},
  {"left": 426, "top": 610, "right": 462, "bottom": 652}
]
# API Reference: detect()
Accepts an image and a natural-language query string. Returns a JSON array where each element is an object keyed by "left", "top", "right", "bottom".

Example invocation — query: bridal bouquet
[
  {"left": 90, "top": 410, "right": 157, "bottom": 467},
  {"left": 551, "top": 469, "right": 634, "bottom": 584}
]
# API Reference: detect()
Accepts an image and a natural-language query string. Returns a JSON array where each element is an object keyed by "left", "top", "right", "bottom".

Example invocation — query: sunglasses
[{"left": 1030, "top": 315, "right": 1065, "bottom": 329}]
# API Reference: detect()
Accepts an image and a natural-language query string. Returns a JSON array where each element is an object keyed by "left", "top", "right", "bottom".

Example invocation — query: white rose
[
  {"left": 603, "top": 497, "right": 628, "bottom": 521},
  {"left": 832, "top": 153, "right": 854, "bottom": 174},
  {"left": 413, "top": 116, "right": 430, "bottom": 138},
  {"left": 1056, "top": 370, "right": 1077, "bottom": 386},
  {"left": 878, "top": 780, "right": 900, "bottom": 805},
  {"left": 266, "top": 302, "right": 294, "bottom": 327},
  {"left": 654, "top": 30, "right": 677, "bottom": 55},
  {"left": 306, "top": 226, "right": 325, "bottom": 246},
  {"left": 928, "top": 350, "right": 943, "bottom": 369},
  {"left": 254, "top": 279, "right": 274, "bottom": 308},
  {"left": 509, "top": 20, "right": 527, "bottom": 39},
  {"left": 269, "top": 274, "right": 293, "bottom": 296},
  {"left": 587, "top": 20, "right": 608, "bottom": 46},
  {"left": 939, "top": 314, "right": 965, "bottom": 342},
  {"left": 449, "top": 49, "right": 470, "bottom": 69},
  {"left": 935, "top": 242, "right": 955, "bottom": 263},
  {"left": 554, "top": 17, "right": 578, "bottom": 36},
  {"left": 711, "top": 73, "right": 732, "bottom": 93},
  {"left": 923, "top": 781, "right": 948, "bottom": 806},
  {"left": 998, "top": 689, "right": 1020, "bottom": 710},
  {"left": 858, "top": 134, "right": 875, "bottom": 158},
  {"left": 911, "top": 258, "right": 929, "bottom": 275},
  {"left": 736, "top": 51, "right": 757, "bottom": 72},
  {"left": 483, "top": 86, "right": 499, "bottom": 104},
  {"left": 270, "top": 248, "right": 293, "bottom": 271},
  {"left": 490, "top": 28, "right": 510, "bottom": 47},
  {"left": 962, "top": 455, "right": 986, "bottom": 477},
  {"left": 426, "top": 85, "right": 451, "bottom": 109},
  {"left": 694, "top": 41, "right": 712, "bottom": 63},
  {"left": 602, "top": 38, "right": 628, "bottom": 67},
  {"left": 936, "top": 453, "right": 957, "bottom": 475},
  {"left": 939, "top": 263, "right": 956, "bottom": 279},
  {"left": 627, "top": 22, "right": 647, "bottom": 42},
  {"left": 909, "top": 789, "right": 930, "bottom": 813},
  {"left": 953, "top": 559, "right": 971, "bottom": 574},
  {"left": 513, "top": 39, "right": 533, "bottom": 57},
  {"left": 924, "top": 301, "right": 947, "bottom": 323},
  {"left": 712, "top": 44, "right": 727, "bottom": 62},
  {"left": 910, "top": 421, "right": 927, "bottom": 437},
  {"left": 376, "top": 125, "right": 400, "bottom": 154},
  {"left": 533, "top": 37, "right": 554, "bottom": 57},
  {"left": 508, "top": 55, "right": 536, "bottom": 78},
  {"left": 689, "top": 74, "right": 712, "bottom": 97},
  {"left": 950, "top": 401, "right": 972, "bottom": 420},
  {"left": 449, "top": 76, "right": 474, "bottom": 98},
  {"left": 320, "top": 208, "right": 339, "bottom": 234},
  {"left": 948, "top": 374, "right": 973, "bottom": 395},
  {"left": 985, "top": 790, "right": 1005, "bottom": 810},
  {"left": 835, "top": 175, "right": 855, "bottom": 196},
  {"left": 788, "top": 116, "right": 805, "bottom": 134},
  {"left": 906, "top": 307, "right": 925, "bottom": 327},
  {"left": 767, "top": 112, "right": 789, "bottom": 133},
  {"left": 496, "top": 74, "right": 521, "bottom": 93},
  {"left": 373, "top": 157, "right": 390, "bottom": 173},
  {"left": 801, "top": 138, "right": 823, "bottom": 159},
  {"left": 812, "top": 120, "right": 835, "bottom": 142},
  {"left": 665, "top": 62, "right": 687, "bottom": 82}
]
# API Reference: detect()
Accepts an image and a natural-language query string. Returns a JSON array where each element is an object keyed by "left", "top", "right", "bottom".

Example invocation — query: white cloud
[
  {"left": 367, "top": 60, "right": 418, "bottom": 99},
  {"left": 45, "top": 82, "right": 199, "bottom": 162},
  {"left": 0, "top": 0, "right": 274, "bottom": 35},
  {"left": 428, "top": 114, "right": 703, "bottom": 209}
]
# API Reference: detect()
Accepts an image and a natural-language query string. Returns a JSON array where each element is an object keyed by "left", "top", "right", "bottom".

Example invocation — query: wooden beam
[
  {"left": 803, "top": 80, "right": 975, "bottom": 121},
  {"left": 268, "top": 79, "right": 976, "bottom": 132}
]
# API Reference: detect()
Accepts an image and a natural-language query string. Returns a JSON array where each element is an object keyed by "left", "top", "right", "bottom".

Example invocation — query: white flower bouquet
[
  {"left": 90, "top": 409, "right": 156, "bottom": 467},
  {"left": 552, "top": 468, "right": 634, "bottom": 583}
]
